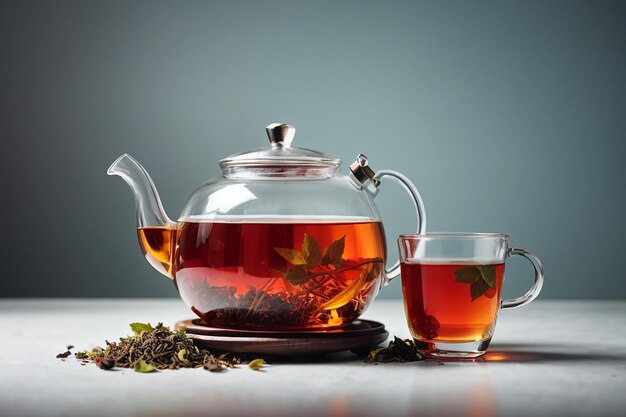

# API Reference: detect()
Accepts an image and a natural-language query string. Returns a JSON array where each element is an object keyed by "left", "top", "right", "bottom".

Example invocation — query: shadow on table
[
  {"left": 480, "top": 342, "right": 626, "bottom": 363},
  {"left": 227, "top": 343, "right": 626, "bottom": 365}
]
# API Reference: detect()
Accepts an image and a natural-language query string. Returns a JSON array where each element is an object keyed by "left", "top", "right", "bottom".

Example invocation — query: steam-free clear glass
[{"left": 398, "top": 233, "right": 543, "bottom": 359}]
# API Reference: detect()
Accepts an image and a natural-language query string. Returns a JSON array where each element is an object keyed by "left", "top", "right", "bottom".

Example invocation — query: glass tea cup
[{"left": 398, "top": 233, "right": 544, "bottom": 359}]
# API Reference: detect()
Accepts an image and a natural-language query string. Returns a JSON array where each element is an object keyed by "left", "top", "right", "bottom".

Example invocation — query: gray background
[{"left": 1, "top": 0, "right": 624, "bottom": 300}]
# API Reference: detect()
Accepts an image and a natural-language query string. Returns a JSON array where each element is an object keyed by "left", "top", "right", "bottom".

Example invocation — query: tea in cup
[{"left": 398, "top": 233, "right": 543, "bottom": 359}]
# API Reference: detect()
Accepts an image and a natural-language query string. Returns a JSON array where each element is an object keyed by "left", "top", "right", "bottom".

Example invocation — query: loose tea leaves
[
  {"left": 103, "top": 323, "right": 212, "bottom": 371},
  {"left": 56, "top": 350, "right": 72, "bottom": 359},
  {"left": 365, "top": 337, "right": 424, "bottom": 363},
  {"left": 94, "top": 356, "right": 116, "bottom": 370},
  {"left": 60, "top": 322, "right": 250, "bottom": 373},
  {"left": 204, "top": 361, "right": 226, "bottom": 372},
  {"left": 55, "top": 345, "right": 75, "bottom": 358}
]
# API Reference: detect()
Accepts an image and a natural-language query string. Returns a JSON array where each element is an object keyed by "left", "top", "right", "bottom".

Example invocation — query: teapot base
[{"left": 174, "top": 318, "right": 389, "bottom": 357}]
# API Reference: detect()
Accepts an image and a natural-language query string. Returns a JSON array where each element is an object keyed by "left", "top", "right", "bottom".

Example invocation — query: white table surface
[{"left": 0, "top": 299, "right": 624, "bottom": 417}]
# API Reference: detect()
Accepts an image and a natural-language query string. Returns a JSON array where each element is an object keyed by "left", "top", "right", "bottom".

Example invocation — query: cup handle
[
  {"left": 372, "top": 169, "right": 427, "bottom": 281},
  {"left": 501, "top": 247, "right": 544, "bottom": 309}
]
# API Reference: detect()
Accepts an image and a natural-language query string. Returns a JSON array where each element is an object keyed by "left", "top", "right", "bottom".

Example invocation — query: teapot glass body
[{"left": 109, "top": 124, "right": 426, "bottom": 329}]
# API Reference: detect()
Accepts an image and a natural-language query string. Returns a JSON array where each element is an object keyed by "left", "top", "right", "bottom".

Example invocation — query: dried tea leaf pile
[
  {"left": 68, "top": 322, "right": 258, "bottom": 372},
  {"left": 365, "top": 337, "right": 424, "bottom": 363},
  {"left": 59, "top": 321, "right": 424, "bottom": 372}
]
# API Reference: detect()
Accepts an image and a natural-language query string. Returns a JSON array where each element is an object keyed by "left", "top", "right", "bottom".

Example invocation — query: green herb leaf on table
[
  {"left": 129, "top": 322, "right": 154, "bottom": 336},
  {"left": 248, "top": 358, "right": 264, "bottom": 370},
  {"left": 454, "top": 265, "right": 497, "bottom": 301},
  {"left": 177, "top": 349, "right": 191, "bottom": 366},
  {"left": 133, "top": 358, "right": 157, "bottom": 373}
]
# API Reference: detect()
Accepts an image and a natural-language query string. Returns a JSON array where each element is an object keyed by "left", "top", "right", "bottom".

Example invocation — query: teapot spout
[
  {"left": 107, "top": 153, "right": 175, "bottom": 229},
  {"left": 108, "top": 154, "right": 176, "bottom": 278}
]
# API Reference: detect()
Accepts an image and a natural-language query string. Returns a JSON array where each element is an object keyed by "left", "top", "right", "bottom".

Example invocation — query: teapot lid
[{"left": 219, "top": 123, "right": 341, "bottom": 178}]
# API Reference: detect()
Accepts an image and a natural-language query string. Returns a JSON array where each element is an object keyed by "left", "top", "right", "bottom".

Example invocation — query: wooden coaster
[{"left": 174, "top": 319, "right": 389, "bottom": 356}]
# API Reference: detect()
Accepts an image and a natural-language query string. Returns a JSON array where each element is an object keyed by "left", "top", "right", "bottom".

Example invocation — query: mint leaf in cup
[{"left": 454, "top": 265, "right": 497, "bottom": 301}]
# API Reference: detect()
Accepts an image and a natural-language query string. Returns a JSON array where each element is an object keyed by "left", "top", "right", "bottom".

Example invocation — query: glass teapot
[{"left": 108, "top": 123, "right": 426, "bottom": 330}]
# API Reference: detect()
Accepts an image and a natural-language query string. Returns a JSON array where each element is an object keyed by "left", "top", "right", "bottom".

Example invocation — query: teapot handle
[{"left": 373, "top": 169, "right": 427, "bottom": 282}]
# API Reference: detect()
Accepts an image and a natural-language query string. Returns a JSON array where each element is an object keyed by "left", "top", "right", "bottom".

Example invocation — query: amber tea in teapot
[
  {"left": 140, "top": 218, "right": 385, "bottom": 329},
  {"left": 110, "top": 123, "right": 426, "bottom": 330}
]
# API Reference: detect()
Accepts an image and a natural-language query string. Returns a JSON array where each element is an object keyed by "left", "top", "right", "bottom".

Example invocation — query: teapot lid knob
[{"left": 266, "top": 123, "right": 295, "bottom": 149}]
